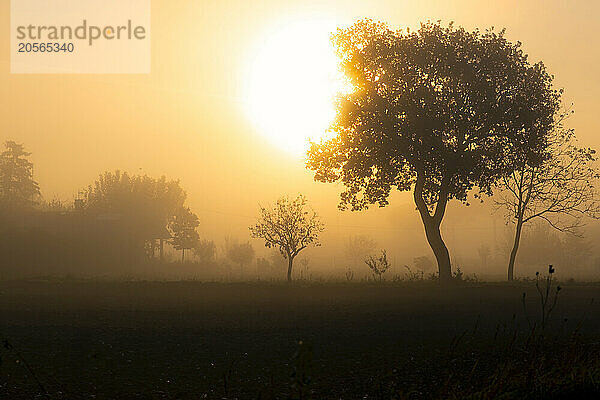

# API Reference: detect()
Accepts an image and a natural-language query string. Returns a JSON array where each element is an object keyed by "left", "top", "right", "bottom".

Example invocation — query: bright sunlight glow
[{"left": 242, "top": 17, "right": 350, "bottom": 156}]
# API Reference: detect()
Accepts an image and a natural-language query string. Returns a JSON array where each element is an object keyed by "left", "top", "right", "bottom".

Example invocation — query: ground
[{"left": 1, "top": 280, "right": 600, "bottom": 399}]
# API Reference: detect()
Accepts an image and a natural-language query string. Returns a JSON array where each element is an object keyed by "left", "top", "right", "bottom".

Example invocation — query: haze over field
[
  {"left": 5, "top": 2, "right": 600, "bottom": 399},
  {"left": 1, "top": 0, "right": 600, "bottom": 279}
]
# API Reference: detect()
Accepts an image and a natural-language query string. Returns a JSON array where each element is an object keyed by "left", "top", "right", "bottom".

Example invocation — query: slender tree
[
  {"left": 496, "top": 126, "right": 599, "bottom": 280},
  {"left": 249, "top": 195, "right": 324, "bottom": 281},
  {"left": 0, "top": 141, "right": 40, "bottom": 208},
  {"left": 307, "top": 20, "right": 561, "bottom": 281}
]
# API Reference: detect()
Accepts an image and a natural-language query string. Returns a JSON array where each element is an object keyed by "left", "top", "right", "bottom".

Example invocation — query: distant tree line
[
  {"left": 0, "top": 140, "right": 325, "bottom": 281},
  {"left": 0, "top": 143, "right": 206, "bottom": 276}
]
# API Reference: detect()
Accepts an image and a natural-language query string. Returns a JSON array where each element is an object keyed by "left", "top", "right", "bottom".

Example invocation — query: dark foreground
[{"left": 1, "top": 280, "right": 600, "bottom": 399}]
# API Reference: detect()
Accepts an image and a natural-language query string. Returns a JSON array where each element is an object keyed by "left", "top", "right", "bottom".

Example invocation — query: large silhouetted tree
[
  {"left": 249, "top": 195, "right": 324, "bottom": 281},
  {"left": 307, "top": 20, "right": 561, "bottom": 281},
  {"left": 496, "top": 125, "right": 599, "bottom": 280},
  {"left": 0, "top": 141, "right": 40, "bottom": 209}
]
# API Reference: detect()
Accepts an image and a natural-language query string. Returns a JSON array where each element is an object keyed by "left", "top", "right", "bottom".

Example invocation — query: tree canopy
[
  {"left": 80, "top": 170, "right": 194, "bottom": 262},
  {"left": 0, "top": 141, "right": 40, "bottom": 209},
  {"left": 307, "top": 20, "right": 562, "bottom": 280},
  {"left": 81, "top": 170, "right": 186, "bottom": 239},
  {"left": 168, "top": 206, "right": 200, "bottom": 262}
]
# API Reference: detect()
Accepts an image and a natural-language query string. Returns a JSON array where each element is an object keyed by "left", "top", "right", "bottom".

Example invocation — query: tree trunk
[
  {"left": 287, "top": 256, "right": 294, "bottom": 282},
  {"left": 422, "top": 217, "right": 452, "bottom": 281},
  {"left": 181, "top": 248, "right": 185, "bottom": 263},
  {"left": 413, "top": 174, "right": 452, "bottom": 282},
  {"left": 160, "top": 239, "right": 164, "bottom": 261},
  {"left": 507, "top": 218, "right": 524, "bottom": 281}
]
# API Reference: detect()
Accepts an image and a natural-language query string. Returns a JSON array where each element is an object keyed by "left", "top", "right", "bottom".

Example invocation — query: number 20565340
[{"left": 17, "top": 42, "right": 74, "bottom": 53}]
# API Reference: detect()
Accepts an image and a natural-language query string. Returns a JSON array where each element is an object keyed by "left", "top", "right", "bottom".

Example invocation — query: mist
[{"left": 3, "top": 1, "right": 600, "bottom": 399}]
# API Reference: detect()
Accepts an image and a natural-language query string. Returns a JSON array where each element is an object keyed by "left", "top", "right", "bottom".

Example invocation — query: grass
[{"left": 0, "top": 278, "right": 599, "bottom": 398}]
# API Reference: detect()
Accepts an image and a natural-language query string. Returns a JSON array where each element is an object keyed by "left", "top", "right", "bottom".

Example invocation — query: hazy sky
[{"left": 1, "top": 0, "right": 599, "bottom": 270}]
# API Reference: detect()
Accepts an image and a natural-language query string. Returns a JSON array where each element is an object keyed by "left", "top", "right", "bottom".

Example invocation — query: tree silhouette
[
  {"left": 364, "top": 249, "right": 391, "bottom": 281},
  {"left": 225, "top": 240, "right": 255, "bottom": 277},
  {"left": 496, "top": 125, "right": 599, "bottom": 280},
  {"left": 0, "top": 141, "right": 40, "bottom": 209},
  {"left": 307, "top": 20, "right": 561, "bottom": 281},
  {"left": 249, "top": 195, "right": 324, "bottom": 281},
  {"left": 168, "top": 206, "right": 200, "bottom": 263},
  {"left": 81, "top": 170, "right": 187, "bottom": 260}
]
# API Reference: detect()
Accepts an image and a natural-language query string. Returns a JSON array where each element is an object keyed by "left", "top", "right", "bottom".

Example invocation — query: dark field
[{"left": 1, "top": 281, "right": 600, "bottom": 399}]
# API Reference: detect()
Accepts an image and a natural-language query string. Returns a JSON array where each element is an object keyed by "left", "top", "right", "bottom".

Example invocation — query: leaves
[{"left": 307, "top": 20, "right": 561, "bottom": 216}]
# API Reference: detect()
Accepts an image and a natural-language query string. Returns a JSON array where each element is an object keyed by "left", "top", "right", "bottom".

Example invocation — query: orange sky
[{"left": 1, "top": 0, "right": 599, "bottom": 273}]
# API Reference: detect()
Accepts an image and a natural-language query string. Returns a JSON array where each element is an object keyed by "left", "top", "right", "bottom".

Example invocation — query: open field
[{"left": 1, "top": 280, "right": 600, "bottom": 399}]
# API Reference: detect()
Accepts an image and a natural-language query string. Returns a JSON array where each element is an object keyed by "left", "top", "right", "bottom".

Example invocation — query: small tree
[
  {"left": 0, "top": 141, "right": 40, "bottom": 208},
  {"left": 496, "top": 126, "right": 599, "bottom": 280},
  {"left": 168, "top": 207, "right": 200, "bottom": 262},
  {"left": 249, "top": 195, "right": 324, "bottom": 281},
  {"left": 226, "top": 240, "right": 255, "bottom": 276},
  {"left": 364, "top": 250, "right": 391, "bottom": 281}
]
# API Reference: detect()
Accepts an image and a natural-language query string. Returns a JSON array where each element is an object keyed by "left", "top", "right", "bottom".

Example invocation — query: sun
[{"left": 242, "top": 17, "right": 349, "bottom": 156}]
